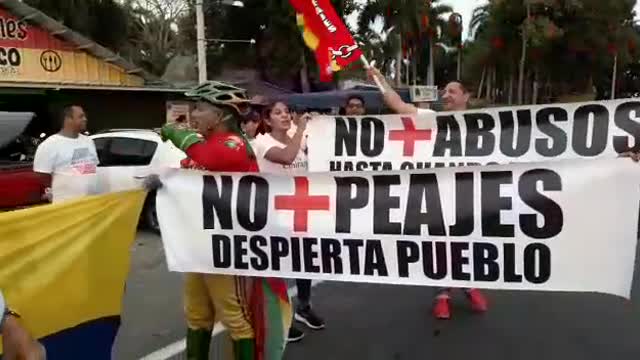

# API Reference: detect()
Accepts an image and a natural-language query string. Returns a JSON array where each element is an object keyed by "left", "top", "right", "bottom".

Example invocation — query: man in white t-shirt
[
  {"left": 33, "top": 104, "right": 99, "bottom": 204},
  {"left": 367, "top": 67, "right": 489, "bottom": 320}
]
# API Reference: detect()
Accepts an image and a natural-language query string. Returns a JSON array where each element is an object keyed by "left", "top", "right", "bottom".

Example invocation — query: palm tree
[
  {"left": 355, "top": 29, "right": 398, "bottom": 75},
  {"left": 463, "top": 0, "right": 640, "bottom": 105},
  {"left": 469, "top": 3, "right": 491, "bottom": 39},
  {"left": 468, "top": 2, "right": 491, "bottom": 98},
  {"left": 467, "top": 0, "right": 515, "bottom": 102},
  {"left": 517, "top": 0, "right": 531, "bottom": 104},
  {"left": 358, "top": 0, "right": 452, "bottom": 86},
  {"left": 425, "top": 2, "right": 454, "bottom": 85},
  {"left": 357, "top": 0, "right": 404, "bottom": 85}
]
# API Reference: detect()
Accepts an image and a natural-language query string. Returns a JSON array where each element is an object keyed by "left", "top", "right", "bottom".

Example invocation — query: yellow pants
[{"left": 184, "top": 273, "right": 254, "bottom": 340}]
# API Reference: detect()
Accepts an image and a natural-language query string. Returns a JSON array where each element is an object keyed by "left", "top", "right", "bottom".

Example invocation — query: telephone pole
[{"left": 196, "top": 1, "right": 207, "bottom": 84}]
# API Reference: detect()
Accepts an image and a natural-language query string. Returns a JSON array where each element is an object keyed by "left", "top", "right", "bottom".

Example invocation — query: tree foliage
[
  {"left": 24, "top": 0, "right": 191, "bottom": 76},
  {"left": 23, "top": 0, "right": 364, "bottom": 86},
  {"left": 464, "top": 0, "right": 640, "bottom": 103},
  {"left": 177, "top": 0, "right": 358, "bottom": 89},
  {"left": 357, "top": 0, "right": 454, "bottom": 85},
  {"left": 24, "top": 0, "right": 130, "bottom": 51},
  {"left": 123, "top": 0, "right": 189, "bottom": 76}
]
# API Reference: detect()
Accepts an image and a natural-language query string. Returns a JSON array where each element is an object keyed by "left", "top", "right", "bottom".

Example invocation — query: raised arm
[
  {"left": 263, "top": 114, "right": 309, "bottom": 165},
  {"left": 161, "top": 124, "right": 252, "bottom": 170},
  {"left": 368, "top": 67, "right": 418, "bottom": 115}
]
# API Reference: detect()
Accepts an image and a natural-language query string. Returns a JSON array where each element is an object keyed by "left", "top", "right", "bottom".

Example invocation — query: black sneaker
[
  {"left": 295, "top": 306, "right": 326, "bottom": 330},
  {"left": 287, "top": 325, "right": 305, "bottom": 343}
]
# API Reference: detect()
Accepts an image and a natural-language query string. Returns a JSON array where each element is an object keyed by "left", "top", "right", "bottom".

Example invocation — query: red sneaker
[
  {"left": 432, "top": 296, "right": 451, "bottom": 320},
  {"left": 466, "top": 289, "right": 488, "bottom": 313}
]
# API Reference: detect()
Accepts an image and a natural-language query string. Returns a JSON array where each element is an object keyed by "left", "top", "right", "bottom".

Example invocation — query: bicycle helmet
[
  {"left": 185, "top": 81, "right": 256, "bottom": 157},
  {"left": 185, "top": 81, "right": 251, "bottom": 116}
]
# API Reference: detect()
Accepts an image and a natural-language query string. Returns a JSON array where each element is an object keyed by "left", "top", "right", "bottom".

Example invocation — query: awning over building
[{"left": 0, "top": 0, "right": 157, "bottom": 89}]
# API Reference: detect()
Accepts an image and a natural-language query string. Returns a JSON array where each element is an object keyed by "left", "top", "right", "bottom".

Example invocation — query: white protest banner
[
  {"left": 307, "top": 99, "right": 640, "bottom": 172},
  {"left": 157, "top": 158, "right": 640, "bottom": 298}
]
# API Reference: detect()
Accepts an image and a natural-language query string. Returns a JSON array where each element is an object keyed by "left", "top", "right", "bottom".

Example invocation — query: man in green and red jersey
[{"left": 161, "top": 81, "right": 292, "bottom": 360}]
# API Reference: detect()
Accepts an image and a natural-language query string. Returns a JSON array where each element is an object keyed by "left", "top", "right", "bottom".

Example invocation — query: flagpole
[
  {"left": 196, "top": 0, "right": 207, "bottom": 84},
  {"left": 359, "top": 55, "right": 386, "bottom": 94},
  {"left": 611, "top": 52, "right": 618, "bottom": 100}
]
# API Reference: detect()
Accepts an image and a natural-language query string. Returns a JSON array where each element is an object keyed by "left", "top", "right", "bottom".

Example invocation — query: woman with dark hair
[
  {"left": 252, "top": 101, "right": 326, "bottom": 343},
  {"left": 241, "top": 110, "right": 263, "bottom": 139}
]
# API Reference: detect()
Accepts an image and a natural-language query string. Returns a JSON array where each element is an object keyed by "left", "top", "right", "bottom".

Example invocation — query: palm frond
[
  {"left": 469, "top": 4, "right": 492, "bottom": 38},
  {"left": 430, "top": 4, "right": 453, "bottom": 16},
  {"left": 358, "top": 2, "right": 385, "bottom": 34}
]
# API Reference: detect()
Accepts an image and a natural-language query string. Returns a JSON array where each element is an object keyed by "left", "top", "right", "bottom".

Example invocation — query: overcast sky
[{"left": 348, "top": 0, "right": 640, "bottom": 40}]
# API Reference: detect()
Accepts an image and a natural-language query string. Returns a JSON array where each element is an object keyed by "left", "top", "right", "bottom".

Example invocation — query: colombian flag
[
  {"left": 0, "top": 191, "right": 145, "bottom": 359},
  {"left": 290, "top": 0, "right": 362, "bottom": 82}
]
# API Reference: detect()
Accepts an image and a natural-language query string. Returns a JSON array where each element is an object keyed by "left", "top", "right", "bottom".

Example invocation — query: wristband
[
  {"left": 0, "top": 290, "right": 4, "bottom": 327},
  {"left": 2, "top": 308, "right": 20, "bottom": 325},
  {"left": 0, "top": 291, "right": 20, "bottom": 330}
]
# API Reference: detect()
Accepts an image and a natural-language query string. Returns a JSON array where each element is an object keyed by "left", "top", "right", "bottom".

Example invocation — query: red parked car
[
  {"left": 0, "top": 161, "right": 47, "bottom": 209},
  {"left": 0, "top": 112, "right": 48, "bottom": 210}
]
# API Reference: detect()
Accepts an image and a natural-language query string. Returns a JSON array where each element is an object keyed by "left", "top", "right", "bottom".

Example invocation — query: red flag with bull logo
[{"left": 290, "top": 0, "right": 362, "bottom": 82}]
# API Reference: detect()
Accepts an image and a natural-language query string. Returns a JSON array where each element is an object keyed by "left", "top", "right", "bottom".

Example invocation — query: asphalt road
[
  {"left": 113, "top": 232, "right": 640, "bottom": 360},
  {"left": 113, "top": 232, "right": 184, "bottom": 360}
]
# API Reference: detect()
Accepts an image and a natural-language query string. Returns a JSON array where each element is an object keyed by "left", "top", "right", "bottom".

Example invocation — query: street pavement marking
[{"left": 139, "top": 280, "right": 325, "bottom": 360}]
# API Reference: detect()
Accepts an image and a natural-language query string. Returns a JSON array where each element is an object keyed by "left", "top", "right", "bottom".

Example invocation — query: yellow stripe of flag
[
  {"left": 0, "top": 191, "right": 145, "bottom": 349},
  {"left": 296, "top": 14, "right": 320, "bottom": 50}
]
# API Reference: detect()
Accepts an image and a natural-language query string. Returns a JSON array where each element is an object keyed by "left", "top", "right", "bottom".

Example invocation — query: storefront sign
[{"left": 0, "top": 9, "right": 143, "bottom": 87}]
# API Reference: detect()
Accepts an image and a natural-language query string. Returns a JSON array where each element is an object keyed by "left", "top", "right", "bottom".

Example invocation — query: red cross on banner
[
  {"left": 274, "top": 177, "right": 331, "bottom": 232},
  {"left": 388, "top": 117, "right": 433, "bottom": 156}
]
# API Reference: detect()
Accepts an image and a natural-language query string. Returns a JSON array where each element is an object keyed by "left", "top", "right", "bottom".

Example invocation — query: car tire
[{"left": 143, "top": 192, "right": 160, "bottom": 235}]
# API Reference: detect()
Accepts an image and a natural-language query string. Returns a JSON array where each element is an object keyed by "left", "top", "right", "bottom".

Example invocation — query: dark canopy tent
[{"left": 274, "top": 87, "right": 414, "bottom": 114}]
